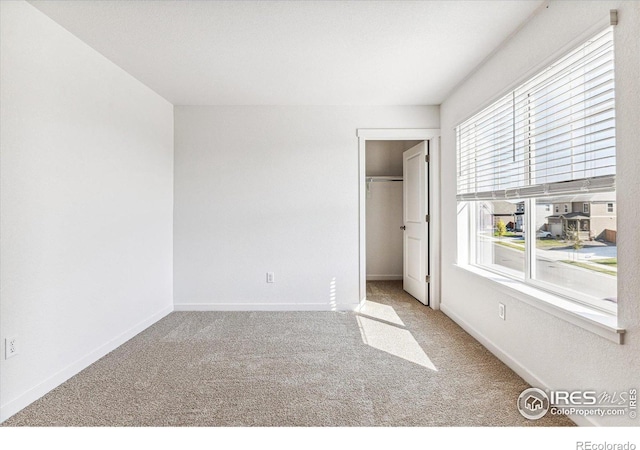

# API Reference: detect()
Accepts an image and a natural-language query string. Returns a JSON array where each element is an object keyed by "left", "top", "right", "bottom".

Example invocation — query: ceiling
[{"left": 28, "top": 0, "right": 544, "bottom": 106}]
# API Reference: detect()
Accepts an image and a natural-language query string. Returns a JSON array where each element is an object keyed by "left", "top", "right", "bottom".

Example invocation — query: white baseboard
[
  {"left": 440, "top": 303, "right": 597, "bottom": 427},
  {"left": 174, "top": 302, "right": 361, "bottom": 312},
  {"left": 366, "top": 275, "right": 403, "bottom": 281},
  {"left": 0, "top": 304, "right": 173, "bottom": 423}
]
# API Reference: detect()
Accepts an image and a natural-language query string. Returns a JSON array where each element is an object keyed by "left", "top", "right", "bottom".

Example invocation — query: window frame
[{"left": 454, "top": 24, "right": 623, "bottom": 341}]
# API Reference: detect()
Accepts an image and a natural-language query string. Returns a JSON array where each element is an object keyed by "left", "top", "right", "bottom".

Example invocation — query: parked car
[{"left": 537, "top": 231, "right": 552, "bottom": 239}]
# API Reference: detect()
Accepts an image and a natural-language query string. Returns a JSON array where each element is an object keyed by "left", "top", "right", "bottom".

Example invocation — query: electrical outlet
[
  {"left": 498, "top": 303, "right": 506, "bottom": 320},
  {"left": 5, "top": 336, "right": 18, "bottom": 359},
  {"left": 266, "top": 272, "right": 275, "bottom": 283}
]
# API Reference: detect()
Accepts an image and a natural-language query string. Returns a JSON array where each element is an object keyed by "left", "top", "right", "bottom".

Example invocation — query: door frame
[{"left": 357, "top": 128, "right": 441, "bottom": 310}]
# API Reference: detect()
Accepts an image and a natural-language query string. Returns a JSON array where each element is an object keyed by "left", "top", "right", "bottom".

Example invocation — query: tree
[
  {"left": 567, "top": 223, "right": 583, "bottom": 260},
  {"left": 495, "top": 219, "right": 507, "bottom": 239}
]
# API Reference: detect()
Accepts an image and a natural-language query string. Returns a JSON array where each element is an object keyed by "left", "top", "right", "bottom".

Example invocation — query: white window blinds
[{"left": 457, "top": 27, "right": 615, "bottom": 201}]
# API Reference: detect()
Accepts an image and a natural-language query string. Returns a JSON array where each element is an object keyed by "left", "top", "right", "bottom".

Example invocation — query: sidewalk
[
  {"left": 493, "top": 235, "right": 617, "bottom": 270},
  {"left": 537, "top": 243, "right": 617, "bottom": 270}
]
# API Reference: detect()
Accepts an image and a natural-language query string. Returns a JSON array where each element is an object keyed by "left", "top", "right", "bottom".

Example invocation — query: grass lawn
[
  {"left": 595, "top": 258, "right": 617, "bottom": 267},
  {"left": 496, "top": 241, "right": 525, "bottom": 251},
  {"left": 494, "top": 231, "right": 519, "bottom": 237},
  {"left": 560, "top": 260, "right": 617, "bottom": 276},
  {"left": 535, "top": 239, "right": 572, "bottom": 249}
]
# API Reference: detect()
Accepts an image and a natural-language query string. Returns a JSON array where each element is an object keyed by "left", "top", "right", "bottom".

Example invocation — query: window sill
[{"left": 454, "top": 264, "right": 625, "bottom": 344}]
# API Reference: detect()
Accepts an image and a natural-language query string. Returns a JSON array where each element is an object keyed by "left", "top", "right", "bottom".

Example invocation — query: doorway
[
  {"left": 357, "top": 129, "right": 441, "bottom": 310},
  {"left": 365, "top": 140, "right": 422, "bottom": 298}
]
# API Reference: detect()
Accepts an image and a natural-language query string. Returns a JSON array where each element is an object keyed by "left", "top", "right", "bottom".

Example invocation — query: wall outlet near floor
[
  {"left": 5, "top": 336, "right": 18, "bottom": 359},
  {"left": 498, "top": 303, "right": 506, "bottom": 320},
  {"left": 266, "top": 272, "right": 275, "bottom": 283}
]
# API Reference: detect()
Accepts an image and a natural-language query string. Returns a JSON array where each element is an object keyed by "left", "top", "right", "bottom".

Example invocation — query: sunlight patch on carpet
[
  {"left": 358, "top": 300, "right": 405, "bottom": 326},
  {"left": 356, "top": 315, "right": 437, "bottom": 371}
]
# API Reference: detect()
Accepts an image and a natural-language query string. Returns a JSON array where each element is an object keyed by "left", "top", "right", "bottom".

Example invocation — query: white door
[{"left": 402, "top": 142, "right": 429, "bottom": 305}]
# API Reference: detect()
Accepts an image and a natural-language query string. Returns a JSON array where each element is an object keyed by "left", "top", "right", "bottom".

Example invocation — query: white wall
[
  {"left": 440, "top": 0, "right": 640, "bottom": 426},
  {"left": 174, "top": 106, "right": 439, "bottom": 310},
  {"left": 366, "top": 181, "right": 403, "bottom": 280},
  {"left": 0, "top": 1, "right": 174, "bottom": 421}
]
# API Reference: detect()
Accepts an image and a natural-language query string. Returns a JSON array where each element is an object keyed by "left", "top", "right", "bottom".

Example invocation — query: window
[
  {"left": 457, "top": 27, "right": 616, "bottom": 314},
  {"left": 534, "top": 194, "right": 616, "bottom": 307},
  {"left": 474, "top": 200, "right": 525, "bottom": 278}
]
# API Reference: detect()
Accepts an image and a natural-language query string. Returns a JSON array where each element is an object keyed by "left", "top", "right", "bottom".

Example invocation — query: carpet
[{"left": 1, "top": 281, "right": 573, "bottom": 426}]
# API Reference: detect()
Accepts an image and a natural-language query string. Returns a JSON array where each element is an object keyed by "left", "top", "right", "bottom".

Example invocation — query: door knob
[{"left": 400, "top": 226, "right": 406, "bottom": 230}]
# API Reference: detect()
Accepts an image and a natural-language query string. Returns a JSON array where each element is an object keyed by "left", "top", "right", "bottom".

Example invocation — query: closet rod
[{"left": 366, "top": 176, "right": 403, "bottom": 182}]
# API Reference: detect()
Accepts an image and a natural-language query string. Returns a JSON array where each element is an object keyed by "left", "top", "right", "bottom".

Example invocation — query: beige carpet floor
[{"left": 2, "top": 281, "right": 573, "bottom": 426}]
